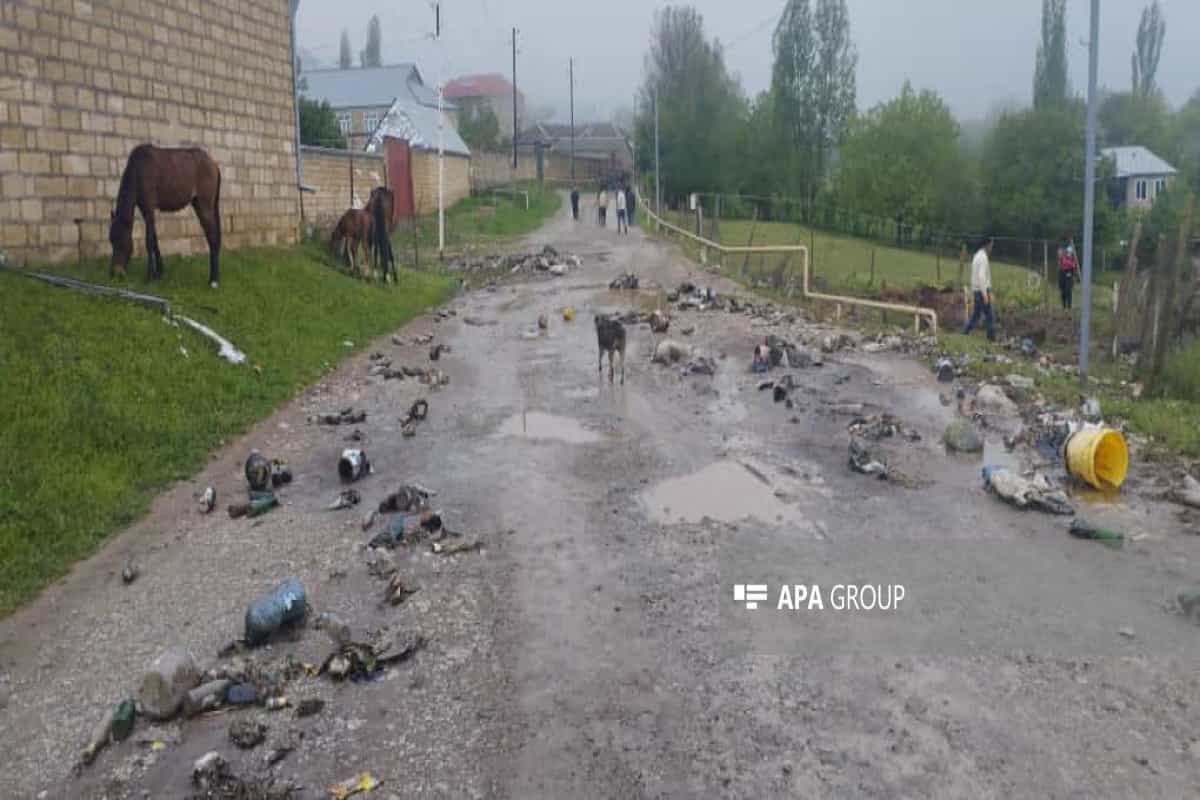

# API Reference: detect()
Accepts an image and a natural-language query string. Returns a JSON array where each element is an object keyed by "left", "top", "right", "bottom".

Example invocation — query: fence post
[
  {"left": 1042, "top": 240, "right": 1049, "bottom": 310},
  {"left": 349, "top": 151, "right": 355, "bottom": 207}
]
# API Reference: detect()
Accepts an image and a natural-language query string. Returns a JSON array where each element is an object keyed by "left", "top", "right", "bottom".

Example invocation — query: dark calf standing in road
[{"left": 594, "top": 314, "right": 626, "bottom": 384}]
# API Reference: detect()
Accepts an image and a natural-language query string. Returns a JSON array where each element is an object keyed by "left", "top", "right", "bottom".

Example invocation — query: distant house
[
  {"left": 301, "top": 64, "right": 452, "bottom": 149},
  {"left": 443, "top": 74, "right": 525, "bottom": 137},
  {"left": 1102, "top": 146, "right": 1178, "bottom": 211},
  {"left": 365, "top": 99, "right": 472, "bottom": 215},
  {"left": 518, "top": 121, "right": 633, "bottom": 176}
]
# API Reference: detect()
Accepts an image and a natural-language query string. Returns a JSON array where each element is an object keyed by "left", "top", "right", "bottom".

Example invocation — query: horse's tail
[
  {"left": 371, "top": 191, "right": 388, "bottom": 260},
  {"left": 213, "top": 165, "right": 222, "bottom": 240}
]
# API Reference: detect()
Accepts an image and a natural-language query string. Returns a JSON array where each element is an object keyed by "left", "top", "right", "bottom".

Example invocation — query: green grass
[
  {"left": 0, "top": 245, "right": 456, "bottom": 614},
  {"left": 393, "top": 184, "right": 562, "bottom": 261}
]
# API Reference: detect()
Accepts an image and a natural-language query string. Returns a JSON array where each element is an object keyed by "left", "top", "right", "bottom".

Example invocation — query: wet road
[{"left": 3, "top": 196, "right": 1200, "bottom": 798}]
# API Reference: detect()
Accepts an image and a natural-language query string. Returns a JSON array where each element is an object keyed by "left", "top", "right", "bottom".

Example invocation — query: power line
[{"left": 723, "top": 8, "right": 783, "bottom": 51}]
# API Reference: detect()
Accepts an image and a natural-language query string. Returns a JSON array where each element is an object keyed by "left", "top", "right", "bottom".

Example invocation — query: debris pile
[
  {"left": 450, "top": 244, "right": 581, "bottom": 277},
  {"left": 609, "top": 273, "right": 639, "bottom": 290},
  {"left": 982, "top": 465, "right": 1074, "bottom": 515}
]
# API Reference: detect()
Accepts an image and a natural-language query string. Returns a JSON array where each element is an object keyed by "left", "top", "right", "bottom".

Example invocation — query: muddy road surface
[{"left": 2, "top": 196, "right": 1199, "bottom": 798}]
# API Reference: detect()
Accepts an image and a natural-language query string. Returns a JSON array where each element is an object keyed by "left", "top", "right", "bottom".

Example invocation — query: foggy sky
[{"left": 296, "top": 1, "right": 1199, "bottom": 124}]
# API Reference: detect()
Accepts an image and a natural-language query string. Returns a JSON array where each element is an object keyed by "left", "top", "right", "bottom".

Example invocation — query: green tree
[
  {"left": 1132, "top": 1, "right": 1165, "bottom": 95},
  {"left": 634, "top": 6, "right": 745, "bottom": 202},
  {"left": 981, "top": 104, "right": 1117, "bottom": 244},
  {"left": 769, "top": 0, "right": 856, "bottom": 199},
  {"left": 1171, "top": 91, "right": 1200, "bottom": 182},
  {"left": 836, "top": 83, "right": 978, "bottom": 234},
  {"left": 299, "top": 96, "right": 346, "bottom": 149},
  {"left": 457, "top": 99, "right": 500, "bottom": 152},
  {"left": 361, "top": 15, "right": 382, "bottom": 68},
  {"left": 1099, "top": 89, "right": 1173, "bottom": 156},
  {"left": 339, "top": 29, "right": 352, "bottom": 69},
  {"left": 1033, "top": 0, "right": 1069, "bottom": 109}
]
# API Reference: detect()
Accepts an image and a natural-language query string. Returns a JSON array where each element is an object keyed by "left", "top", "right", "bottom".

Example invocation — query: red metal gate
[{"left": 384, "top": 136, "right": 415, "bottom": 221}]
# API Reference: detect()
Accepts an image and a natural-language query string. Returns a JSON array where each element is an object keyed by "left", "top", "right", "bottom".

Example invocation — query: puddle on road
[
  {"left": 644, "top": 460, "right": 808, "bottom": 526},
  {"left": 497, "top": 411, "right": 604, "bottom": 444}
]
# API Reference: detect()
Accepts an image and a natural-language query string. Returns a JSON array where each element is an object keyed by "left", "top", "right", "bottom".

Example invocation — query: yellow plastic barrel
[{"left": 1065, "top": 427, "right": 1128, "bottom": 491}]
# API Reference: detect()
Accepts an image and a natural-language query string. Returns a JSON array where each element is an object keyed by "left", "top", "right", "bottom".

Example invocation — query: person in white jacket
[{"left": 962, "top": 236, "right": 995, "bottom": 340}]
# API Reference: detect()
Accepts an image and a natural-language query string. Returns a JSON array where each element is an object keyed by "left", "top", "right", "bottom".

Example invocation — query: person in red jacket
[{"left": 1058, "top": 241, "right": 1077, "bottom": 312}]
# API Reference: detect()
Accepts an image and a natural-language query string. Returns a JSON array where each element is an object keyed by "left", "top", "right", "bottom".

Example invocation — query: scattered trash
[
  {"left": 400, "top": 398, "right": 429, "bottom": 438},
  {"left": 420, "top": 368, "right": 449, "bottom": 387},
  {"left": 184, "top": 679, "right": 232, "bottom": 717},
  {"left": 361, "top": 510, "right": 378, "bottom": 531},
  {"left": 681, "top": 325, "right": 695, "bottom": 336},
  {"left": 111, "top": 698, "right": 136, "bottom": 742},
  {"left": 244, "top": 578, "right": 307, "bottom": 646},
  {"left": 296, "top": 698, "right": 325, "bottom": 718},
  {"left": 653, "top": 339, "right": 688, "bottom": 364},
  {"left": 328, "top": 489, "right": 361, "bottom": 511},
  {"left": 329, "top": 771, "right": 381, "bottom": 800},
  {"left": 321, "top": 628, "right": 425, "bottom": 683},
  {"left": 137, "top": 647, "right": 201, "bottom": 721},
  {"left": 228, "top": 491, "right": 278, "bottom": 519},
  {"left": 1069, "top": 518, "right": 1124, "bottom": 547},
  {"left": 982, "top": 466, "right": 1074, "bottom": 515},
  {"left": 828, "top": 403, "right": 866, "bottom": 416},
  {"left": 548, "top": 263, "right": 568, "bottom": 276},
  {"left": 229, "top": 719, "right": 267, "bottom": 750},
  {"left": 682, "top": 357, "right": 716, "bottom": 376},
  {"left": 848, "top": 414, "right": 919, "bottom": 442},
  {"left": 1064, "top": 426, "right": 1128, "bottom": 491},
  {"left": 192, "top": 751, "right": 227, "bottom": 790},
  {"left": 848, "top": 439, "right": 888, "bottom": 480},
  {"left": 264, "top": 744, "right": 294, "bottom": 767},
  {"left": 943, "top": 419, "right": 984, "bottom": 453},
  {"left": 1170, "top": 475, "right": 1200, "bottom": 509},
  {"left": 563, "top": 306, "right": 576, "bottom": 322},
  {"left": 378, "top": 484, "right": 434, "bottom": 513},
  {"left": 200, "top": 486, "right": 216, "bottom": 514},
  {"left": 245, "top": 451, "right": 271, "bottom": 492},
  {"left": 862, "top": 335, "right": 902, "bottom": 353},
  {"left": 934, "top": 358, "right": 956, "bottom": 383},
  {"left": 413, "top": 334, "right": 434, "bottom": 345},
  {"left": 384, "top": 574, "right": 418, "bottom": 606},
  {"left": 121, "top": 558, "right": 139, "bottom": 584},
  {"left": 751, "top": 343, "right": 771, "bottom": 374},
  {"left": 265, "top": 696, "right": 289, "bottom": 711},
  {"left": 609, "top": 273, "right": 639, "bottom": 290},
  {"left": 537, "top": 314, "right": 549, "bottom": 330},
  {"left": 972, "top": 384, "right": 1019, "bottom": 416},
  {"left": 1020, "top": 337, "right": 1037, "bottom": 357},
  {"left": 1118, "top": 627, "right": 1136, "bottom": 639},
  {"left": 338, "top": 449, "right": 371, "bottom": 482},
  {"left": 429, "top": 343, "right": 450, "bottom": 361},
  {"left": 81, "top": 705, "right": 118, "bottom": 766},
  {"left": 225, "top": 683, "right": 259, "bottom": 706},
  {"left": 318, "top": 408, "right": 367, "bottom": 425},
  {"left": 345, "top": 429, "right": 365, "bottom": 442},
  {"left": 368, "top": 511, "right": 442, "bottom": 549},
  {"left": 1081, "top": 396, "right": 1103, "bottom": 422},
  {"left": 433, "top": 538, "right": 482, "bottom": 555},
  {"left": 1006, "top": 374, "right": 1035, "bottom": 390},
  {"left": 649, "top": 310, "right": 670, "bottom": 333},
  {"left": 271, "top": 459, "right": 293, "bottom": 487},
  {"left": 463, "top": 316, "right": 497, "bottom": 326}
]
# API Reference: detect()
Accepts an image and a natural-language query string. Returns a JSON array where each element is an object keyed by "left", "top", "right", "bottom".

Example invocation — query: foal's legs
[{"left": 141, "top": 206, "right": 166, "bottom": 280}]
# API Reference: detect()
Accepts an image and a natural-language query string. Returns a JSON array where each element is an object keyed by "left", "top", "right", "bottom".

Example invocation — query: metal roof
[
  {"left": 365, "top": 98, "right": 471, "bottom": 158},
  {"left": 443, "top": 73, "right": 516, "bottom": 100},
  {"left": 1101, "top": 146, "right": 1178, "bottom": 178},
  {"left": 300, "top": 64, "right": 447, "bottom": 110}
]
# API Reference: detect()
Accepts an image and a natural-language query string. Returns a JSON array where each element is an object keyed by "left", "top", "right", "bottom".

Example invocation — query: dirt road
[{"left": 2, "top": 196, "right": 1198, "bottom": 798}]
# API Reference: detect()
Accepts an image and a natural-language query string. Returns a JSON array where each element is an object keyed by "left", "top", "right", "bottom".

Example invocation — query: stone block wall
[
  {"left": 299, "top": 146, "right": 386, "bottom": 227},
  {"left": 0, "top": 0, "right": 299, "bottom": 266}
]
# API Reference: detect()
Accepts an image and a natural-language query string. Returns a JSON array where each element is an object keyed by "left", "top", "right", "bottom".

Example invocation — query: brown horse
[
  {"left": 110, "top": 144, "right": 222, "bottom": 288},
  {"left": 365, "top": 186, "right": 397, "bottom": 282},
  {"left": 330, "top": 208, "right": 374, "bottom": 278}
]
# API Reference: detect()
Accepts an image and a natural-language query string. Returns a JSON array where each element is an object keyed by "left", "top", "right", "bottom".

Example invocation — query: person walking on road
[
  {"left": 570, "top": 187, "right": 580, "bottom": 221},
  {"left": 597, "top": 187, "right": 608, "bottom": 227},
  {"left": 626, "top": 185, "right": 636, "bottom": 226},
  {"left": 1057, "top": 240, "right": 1077, "bottom": 312},
  {"left": 963, "top": 236, "right": 996, "bottom": 341},
  {"left": 615, "top": 185, "right": 628, "bottom": 234}
]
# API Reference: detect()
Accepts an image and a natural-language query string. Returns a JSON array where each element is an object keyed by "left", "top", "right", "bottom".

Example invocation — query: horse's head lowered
[{"left": 109, "top": 209, "right": 132, "bottom": 277}]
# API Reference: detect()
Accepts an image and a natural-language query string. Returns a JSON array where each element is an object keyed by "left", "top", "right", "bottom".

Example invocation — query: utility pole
[
  {"left": 569, "top": 57, "right": 575, "bottom": 182},
  {"left": 436, "top": 2, "right": 444, "bottom": 256},
  {"left": 511, "top": 27, "right": 518, "bottom": 169},
  {"left": 654, "top": 90, "right": 660, "bottom": 216},
  {"left": 1080, "top": 0, "right": 1099, "bottom": 385}
]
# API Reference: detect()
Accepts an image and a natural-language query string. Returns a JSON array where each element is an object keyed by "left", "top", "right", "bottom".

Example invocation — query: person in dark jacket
[
  {"left": 570, "top": 187, "right": 580, "bottom": 221},
  {"left": 1057, "top": 241, "right": 1077, "bottom": 311},
  {"left": 625, "top": 186, "right": 636, "bottom": 226}
]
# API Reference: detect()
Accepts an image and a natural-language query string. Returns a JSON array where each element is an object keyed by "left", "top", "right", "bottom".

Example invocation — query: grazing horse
[
  {"left": 365, "top": 186, "right": 397, "bottom": 283},
  {"left": 330, "top": 208, "right": 373, "bottom": 278},
  {"left": 110, "top": 144, "right": 222, "bottom": 288}
]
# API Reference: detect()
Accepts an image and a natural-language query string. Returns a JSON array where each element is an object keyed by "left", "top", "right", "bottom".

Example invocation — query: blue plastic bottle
[{"left": 243, "top": 578, "right": 307, "bottom": 646}]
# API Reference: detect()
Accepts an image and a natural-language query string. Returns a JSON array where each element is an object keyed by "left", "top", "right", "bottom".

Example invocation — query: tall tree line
[{"left": 336, "top": 16, "right": 383, "bottom": 70}]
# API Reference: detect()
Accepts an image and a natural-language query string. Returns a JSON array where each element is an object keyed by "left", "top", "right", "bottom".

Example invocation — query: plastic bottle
[
  {"left": 338, "top": 449, "right": 370, "bottom": 482},
  {"left": 243, "top": 578, "right": 307, "bottom": 646},
  {"left": 245, "top": 451, "right": 271, "bottom": 492},
  {"left": 1069, "top": 518, "right": 1123, "bottom": 546}
]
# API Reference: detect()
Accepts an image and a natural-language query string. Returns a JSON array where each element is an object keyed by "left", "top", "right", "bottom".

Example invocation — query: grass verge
[{"left": 0, "top": 245, "right": 455, "bottom": 614}]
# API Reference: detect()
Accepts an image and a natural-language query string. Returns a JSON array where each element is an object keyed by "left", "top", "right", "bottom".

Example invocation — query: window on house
[
  {"left": 363, "top": 112, "right": 379, "bottom": 133},
  {"left": 1136, "top": 180, "right": 1147, "bottom": 200},
  {"left": 1155, "top": 178, "right": 1166, "bottom": 196},
  {"left": 337, "top": 113, "right": 351, "bottom": 135}
]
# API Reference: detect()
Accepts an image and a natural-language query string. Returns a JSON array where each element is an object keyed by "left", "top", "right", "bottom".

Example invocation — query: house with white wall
[{"left": 1102, "top": 146, "right": 1178, "bottom": 211}]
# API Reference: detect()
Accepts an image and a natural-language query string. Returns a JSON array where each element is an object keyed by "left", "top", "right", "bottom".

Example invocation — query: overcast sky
[{"left": 296, "top": 0, "right": 1199, "bottom": 123}]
